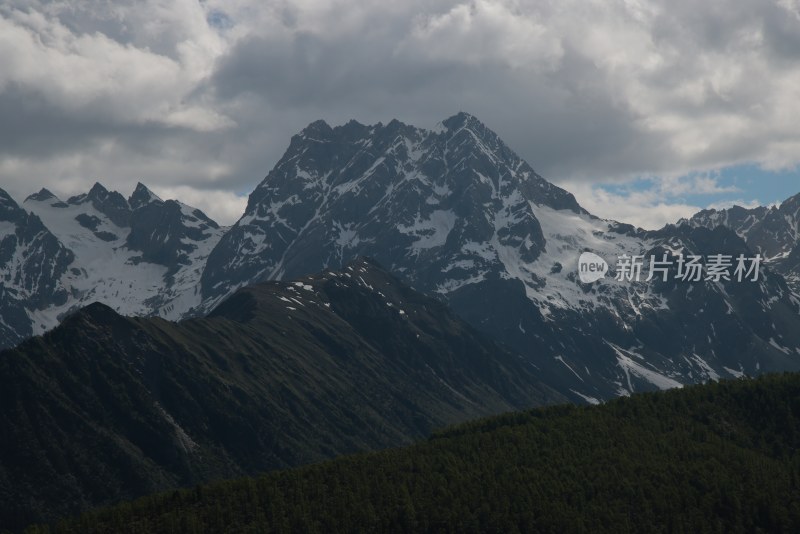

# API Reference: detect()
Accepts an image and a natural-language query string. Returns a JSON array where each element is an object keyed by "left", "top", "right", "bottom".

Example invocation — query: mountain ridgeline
[
  {"left": 0, "top": 259, "right": 563, "bottom": 530},
  {"left": 2, "top": 112, "right": 800, "bottom": 402}
]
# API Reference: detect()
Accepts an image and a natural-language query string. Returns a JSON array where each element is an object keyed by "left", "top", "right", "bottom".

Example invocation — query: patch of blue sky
[
  {"left": 712, "top": 164, "right": 800, "bottom": 207},
  {"left": 207, "top": 9, "right": 234, "bottom": 31},
  {"left": 597, "top": 164, "right": 799, "bottom": 212}
]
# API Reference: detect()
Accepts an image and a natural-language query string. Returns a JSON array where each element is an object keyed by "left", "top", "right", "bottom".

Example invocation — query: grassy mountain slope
[{"left": 0, "top": 258, "right": 563, "bottom": 531}]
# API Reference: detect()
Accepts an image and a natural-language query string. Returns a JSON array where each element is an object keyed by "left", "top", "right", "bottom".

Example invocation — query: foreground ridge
[{"left": 0, "top": 258, "right": 562, "bottom": 530}]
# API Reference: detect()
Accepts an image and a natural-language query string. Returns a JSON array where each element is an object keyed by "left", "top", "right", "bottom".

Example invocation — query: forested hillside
[{"left": 28, "top": 373, "right": 800, "bottom": 533}]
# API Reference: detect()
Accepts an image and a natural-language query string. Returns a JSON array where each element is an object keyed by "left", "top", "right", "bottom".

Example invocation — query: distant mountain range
[
  {"left": 2, "top": 113, "right": 800, "bottom": 403},
  {"left": 680, "top": 194, "right": 800, "bottom": 292},
  {"left": 0, "top": 182, "right": 223, "bottom": 350}
]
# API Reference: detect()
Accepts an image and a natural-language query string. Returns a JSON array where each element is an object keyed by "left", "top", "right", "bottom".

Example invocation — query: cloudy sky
[{"left": 1, "top": 0, "right": 799, "bottom": 228}]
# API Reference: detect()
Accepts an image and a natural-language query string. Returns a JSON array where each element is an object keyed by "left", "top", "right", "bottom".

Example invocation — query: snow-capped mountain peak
[
  {"left": 0, "top": 182, "right": 226, "bottom": 348},
  {"left": 198, "top": 113, "right": 800, "bottom": 402},
  {"left": 129, "top": 182, "right": 164, "bottom": 210},
  {"left": 202, "top": 113, "right": 584, "bottom": 305},
  {"left": 24, "top": 188, "right": 60, "bottom": 204}
]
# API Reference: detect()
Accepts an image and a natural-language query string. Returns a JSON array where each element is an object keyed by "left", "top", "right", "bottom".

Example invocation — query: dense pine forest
[{"left": 19, "top": 373, "right": 800, "bottom": 533}]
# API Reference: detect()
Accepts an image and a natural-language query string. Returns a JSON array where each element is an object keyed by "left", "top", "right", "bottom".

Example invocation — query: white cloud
[
  {"left": 150, "top": 185, "right": 247, "bottom": 226},
  {"left": 657, "top": 174, "right": 740, "bottom": 196},
  {"left": 559, "top": 175, "right": 758, "bottom": 230},
  {"left": 403, "top": 0, "right": 563, "bottom": 70},
  {"left": 561, "top": 180, "right": 701, "bottom": 230},
  {"left": 704, "top": 198, "right": 763, "bottom": 211},
  {"left": 0, "top": 0, "right": 799, "bottom": 222},
  {"left": 0, "top": 1, "right": 229, "bottom": 129}
]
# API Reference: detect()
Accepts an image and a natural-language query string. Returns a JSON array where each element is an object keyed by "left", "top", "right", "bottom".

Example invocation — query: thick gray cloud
[{"left": 0, "top": 0, "right": 798, "bottom": 225}]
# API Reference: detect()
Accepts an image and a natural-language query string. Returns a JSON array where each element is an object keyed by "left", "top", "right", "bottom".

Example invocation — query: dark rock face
[
  {"left": 126, "top": 185, "right": 220, "bottom": 277},
  {"left": 67, "top": 182, "right": 132, "bottom": 228},
  {"left": 0, "top": 189, "right": 73, "bottom": 348}
]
